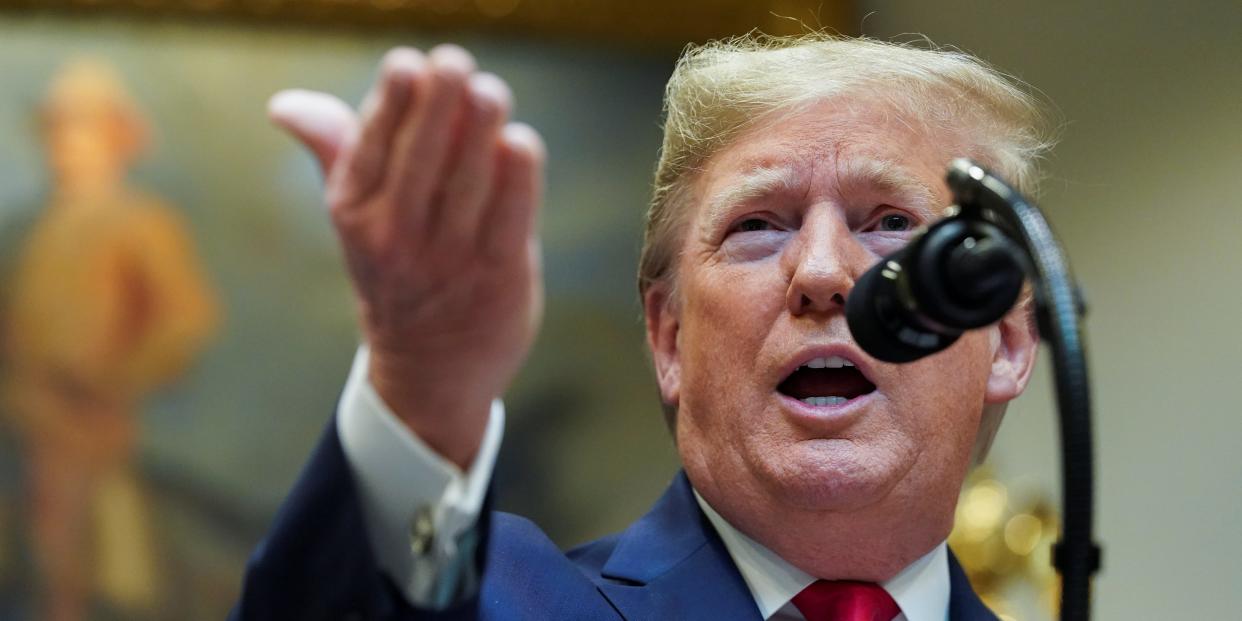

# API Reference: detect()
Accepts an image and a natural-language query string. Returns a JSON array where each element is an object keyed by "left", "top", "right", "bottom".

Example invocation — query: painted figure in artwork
[{"left": 2, "top": 60, "right": 219, "bottom": 621}]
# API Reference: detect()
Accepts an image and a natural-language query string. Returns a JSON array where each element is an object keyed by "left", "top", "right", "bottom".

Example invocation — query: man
[{"left": 234, "top": 34, "right": 1047, "bottom": 620}]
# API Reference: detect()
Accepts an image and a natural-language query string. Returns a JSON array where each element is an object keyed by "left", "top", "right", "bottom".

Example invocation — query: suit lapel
[
  {"left": 596, "top": 471, "right": 763, "bottom": 621},
  {"left": 947, "top": 550, "right": 999, "bottom": 621},
  {"left": 592, "top": 471, "right": 997, "bottom": 621}
]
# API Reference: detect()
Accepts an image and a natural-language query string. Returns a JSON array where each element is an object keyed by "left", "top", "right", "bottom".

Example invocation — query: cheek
[
  {"left": 675, "top": 266, "right": 785, "bottom": 432},
  {"left": 680, "top": 263, "right": 785, "bottom": 359},
  {"left": 896, "top": 334, "right": 994, "bottom": 445},
  {"left": 678, "top": 298, "right": 764, "bottom": 410}
]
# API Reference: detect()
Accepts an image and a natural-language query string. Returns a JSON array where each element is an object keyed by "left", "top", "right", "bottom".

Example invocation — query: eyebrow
[
  {"left": 836, "top": 156, "right": 939, "bottom": 215},
  {"left": 701, "top": 156, "right": 941, "bottom": 235},
  {"left": 701, "top": 165, "right": 801, "bottom": 234}
]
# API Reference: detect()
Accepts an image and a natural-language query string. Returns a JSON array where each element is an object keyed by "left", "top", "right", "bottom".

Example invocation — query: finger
[
  {"left": 438, "top": 72, "right": 512, "bottom": 242},
  {"left": 267, "top": 89, "right": 356, "bottom": 177},
  {"left": 386, "top": 44, "right": 476, "bottom": 233},
  {"left": 480, "top": 122, "right": 545, "bottom": 259},
  {"left": 331, "top": 47, "right": 425, "bottom": 208}
]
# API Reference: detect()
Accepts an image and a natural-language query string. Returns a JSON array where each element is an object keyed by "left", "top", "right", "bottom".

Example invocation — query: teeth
[
  {"left": 800, "top": 396, "right": 848, "bottom": 407},
  {"left": 802, "top": 356, "right": 853, "bottom": 369}
]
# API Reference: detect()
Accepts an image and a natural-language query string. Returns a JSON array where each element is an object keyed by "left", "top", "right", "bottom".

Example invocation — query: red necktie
[{"left": 791, "top": 580, "right": 901, "bottom": 621}]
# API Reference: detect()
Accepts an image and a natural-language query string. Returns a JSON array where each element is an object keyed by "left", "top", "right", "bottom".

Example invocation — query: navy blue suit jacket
[{"left": 233, "top": 421, "right": 998, "bottom": 620}]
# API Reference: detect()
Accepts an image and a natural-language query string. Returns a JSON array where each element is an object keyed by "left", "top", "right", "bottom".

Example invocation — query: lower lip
[{"left": 777, "top": 391, "right": 876, "bottom": 427}]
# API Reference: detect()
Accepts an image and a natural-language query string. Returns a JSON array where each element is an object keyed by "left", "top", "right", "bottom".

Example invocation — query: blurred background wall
[{"left": 0, "top": 0, "right": 1236, "bottom": 619}]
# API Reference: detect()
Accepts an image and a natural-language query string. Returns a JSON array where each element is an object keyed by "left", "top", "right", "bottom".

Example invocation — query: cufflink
[{"left": 409, "top": 504, "right": 435, "bottom": 556}]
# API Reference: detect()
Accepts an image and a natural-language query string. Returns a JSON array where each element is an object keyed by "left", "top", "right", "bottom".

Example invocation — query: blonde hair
[
  {"left": 641, "top": 34, "right": 1055, "bottom": 458},
  {"left": 639, "top": 33, "right": 1055, "bottom": 297}
]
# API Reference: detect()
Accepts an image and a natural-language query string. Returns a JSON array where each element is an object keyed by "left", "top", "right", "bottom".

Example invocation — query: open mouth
[{"left": 777, "top": 356, "right": 877, "bottom": 406}]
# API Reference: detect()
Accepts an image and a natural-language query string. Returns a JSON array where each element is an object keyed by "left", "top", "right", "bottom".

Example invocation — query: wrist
[{"left": 367, "top": 349, "right": 494, "bottom": 470}]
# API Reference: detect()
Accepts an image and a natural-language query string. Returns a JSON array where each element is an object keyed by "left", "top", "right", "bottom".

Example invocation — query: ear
[
  {"left": 643, "top": 283, "right": 682, "bottom": 408},
  {"left": 984, "top": 301, "right": 1039, "bottom": 404}
]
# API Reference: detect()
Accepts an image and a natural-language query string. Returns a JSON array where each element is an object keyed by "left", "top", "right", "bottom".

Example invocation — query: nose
[{"left": 784, "top": 209, "right": 863, "bottom": 316}]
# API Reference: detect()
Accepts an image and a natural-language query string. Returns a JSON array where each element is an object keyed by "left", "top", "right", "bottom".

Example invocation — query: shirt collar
[{"left": 693, "top": 490, "right": 950, "bottom": 621}]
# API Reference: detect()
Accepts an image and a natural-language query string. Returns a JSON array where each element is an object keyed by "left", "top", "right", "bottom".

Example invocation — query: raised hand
[{"left": 267, "top": 45, "right": 544, "bottom": 469}]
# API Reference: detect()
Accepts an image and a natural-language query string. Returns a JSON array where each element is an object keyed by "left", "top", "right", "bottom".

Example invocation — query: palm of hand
[{"left": 269, "top": 44, "right": 545, "bottom": 467}]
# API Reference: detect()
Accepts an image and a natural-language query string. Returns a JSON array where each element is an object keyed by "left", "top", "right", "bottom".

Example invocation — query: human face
[
  {"left": 646, "top": 98, "right": 1032, "bottom": 534},
  {"left": 43, "top": 102, "right": 137, "bottom": 188}
]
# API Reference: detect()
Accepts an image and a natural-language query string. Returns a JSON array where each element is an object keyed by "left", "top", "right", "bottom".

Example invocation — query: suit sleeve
[
  {"left": 336, "top": 346, "right": 503, "bottom": 608},
  {"left": 231, "top": 348, "right": 503, "bottom": 620}
]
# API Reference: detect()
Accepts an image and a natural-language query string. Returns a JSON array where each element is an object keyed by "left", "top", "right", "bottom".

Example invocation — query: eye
[
  {"left": 879, "top": 213, "right": 912, "bottom": 232},
  {"left": 734, "top": 218, "right": 773, "bottom": 233}
]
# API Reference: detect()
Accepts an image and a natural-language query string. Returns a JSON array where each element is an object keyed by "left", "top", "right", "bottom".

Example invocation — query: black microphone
[{"left": 845, "top": 161, "right": 1028, "bottom": 363}]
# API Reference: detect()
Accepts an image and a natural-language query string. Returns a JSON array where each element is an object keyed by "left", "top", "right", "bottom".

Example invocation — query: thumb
[{"left": 267, "top": 89, "right": 357, "bottom": 177}]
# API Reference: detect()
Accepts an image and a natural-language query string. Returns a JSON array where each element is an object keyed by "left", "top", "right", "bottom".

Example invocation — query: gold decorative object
[{"left": 949, "top": 466, "right": 1061, "bottom": 620}]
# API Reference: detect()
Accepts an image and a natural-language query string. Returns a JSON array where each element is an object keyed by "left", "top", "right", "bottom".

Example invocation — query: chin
[{"left": 756, "top": 439, "right": 912, "bottom": 513}]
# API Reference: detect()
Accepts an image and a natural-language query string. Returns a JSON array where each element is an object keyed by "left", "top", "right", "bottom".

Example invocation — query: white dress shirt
[
  {"left": 336, "top": 346, "right": 503, "bottom": 607},
  {"left": 694, "top": 491, "right": 949, "bottom": 621},
  {"left": 336, "top": 347, "right": 951, "bottom": 619}
]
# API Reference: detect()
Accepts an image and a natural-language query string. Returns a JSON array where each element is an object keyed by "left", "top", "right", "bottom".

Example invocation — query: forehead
[{"left": 695, "top": 97, "right": 968, "bottom": 204}]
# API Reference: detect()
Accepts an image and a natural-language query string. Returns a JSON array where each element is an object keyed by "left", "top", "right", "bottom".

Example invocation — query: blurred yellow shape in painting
[{"left": 4, "top": 58, "right": 219, "bottom": 621}]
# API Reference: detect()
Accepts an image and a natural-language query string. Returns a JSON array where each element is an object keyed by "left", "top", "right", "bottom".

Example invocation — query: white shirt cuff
[{"left": 336, "top": 345, "right": 504, "bottom": 608}]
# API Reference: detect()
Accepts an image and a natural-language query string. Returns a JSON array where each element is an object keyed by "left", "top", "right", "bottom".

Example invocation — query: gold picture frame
[{"left": 0, "top": 0, "right": 856, "bottom": 48}]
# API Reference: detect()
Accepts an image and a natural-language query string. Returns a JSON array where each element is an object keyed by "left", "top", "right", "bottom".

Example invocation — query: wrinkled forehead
[{"left": 691, "top": 97, "right": 969, "bottom": 217}]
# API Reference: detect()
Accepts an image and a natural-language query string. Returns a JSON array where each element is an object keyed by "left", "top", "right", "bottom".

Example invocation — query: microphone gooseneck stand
[
  {"left": 846, "top": 159, "right": 1102, "bottom": 620},
  {"left": 945, "top": 160, "right": 1101, "bottom": 621}
]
